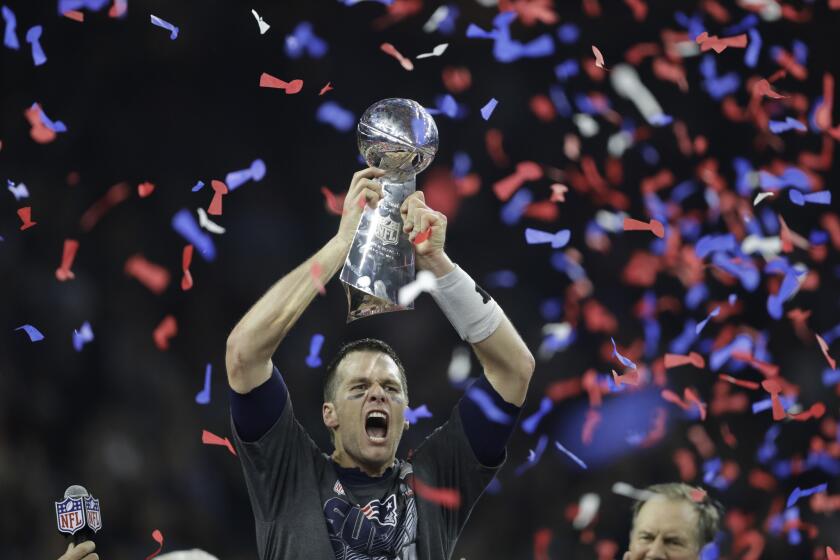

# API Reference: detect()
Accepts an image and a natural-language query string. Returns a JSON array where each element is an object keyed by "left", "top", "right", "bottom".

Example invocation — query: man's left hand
[{"left": 400, "top": 191, "right": 447, "bottom": 260}]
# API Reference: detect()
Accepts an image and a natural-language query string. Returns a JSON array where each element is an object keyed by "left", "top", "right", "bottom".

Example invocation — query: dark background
[{"left": 1, "top": 0, "right": 839, "bottom": 558}]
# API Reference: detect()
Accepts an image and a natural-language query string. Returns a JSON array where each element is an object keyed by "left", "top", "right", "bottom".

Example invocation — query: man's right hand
[
  {"left": 336, "top": 167, "right": 385, "bottom": 245},
  {"left": 59, "top": 541, "right": 98, "bottom": 560}
]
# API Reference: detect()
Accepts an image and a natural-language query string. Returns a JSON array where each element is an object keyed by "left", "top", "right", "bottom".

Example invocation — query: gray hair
[{"left": 631, "top": 483, "right": 723, "bottom": 547}]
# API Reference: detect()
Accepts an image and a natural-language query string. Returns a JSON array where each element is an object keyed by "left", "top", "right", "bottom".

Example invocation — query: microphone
[{"left": 55, "top": 485, "right": 102, "bottom": 545}]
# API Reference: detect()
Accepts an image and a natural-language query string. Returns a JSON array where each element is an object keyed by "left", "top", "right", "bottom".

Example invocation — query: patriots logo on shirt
[
  {"left": 360, "top": 494, "right": 398, "bottom": 527},
  {"left": 333, "top": 480, "right": 345, "bottom": 496}
]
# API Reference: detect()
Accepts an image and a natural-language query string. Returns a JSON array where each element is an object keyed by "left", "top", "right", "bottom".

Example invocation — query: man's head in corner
[
  {"left": 322, "top": 338, "right": 410, "bottom": 476},
  {"left": 624, "top": 483, "right": 722, "bottom": 560}
]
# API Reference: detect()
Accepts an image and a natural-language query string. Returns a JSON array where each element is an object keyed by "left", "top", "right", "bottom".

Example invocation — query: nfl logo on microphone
[
  {"left": 55, "top": 497, "right": 85, "bottom": 534},
  {"left": 56, "top": 494, "right": 103, "bottom": 535}
]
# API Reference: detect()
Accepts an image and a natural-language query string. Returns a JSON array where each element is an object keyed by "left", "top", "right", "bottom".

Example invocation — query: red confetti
[
  {"left": 125, "top": 254, "right": 171, "bottom": 295},
  {"left": 685, "top": 388, "right": 708, "bottom": 421},
  {"left": 828, "top": 547, "right": 840, "bottom": 560},
  {"left": 485, "top": 129, "right": 509, "bottom": 168},
  {"left": 144, "top": 529, "right": 164, "bottom": 560},
  {"left": 411, "top": 477, "right": 460, "bottom": 508},
  {"left": 55, "top": 239, "right": 80, "bottom": 281},
  {"left": 664, "top": 352, "right": 705, "bottom": 369},
  {"left": 816, "top": 334, "right": 836, "bottom": 370},
  {"left": 320, "top": 187, "right": 345, "bottom": 215},
  {"left": 522, "top": 200, "right": 559, "bottom": 222},
  {"left": 310, "top": 261, "right": 327, "bottom": 296},
  {"left": 695, "top": 31, "right": 748, "bottom": 53},
  {"left": 533, "top": 528, "right": 552, "bottom": 560},
  {"left": 137, "top": 181, "right": 155, "bottom": 198},
  {"left": 789, "top": 402, "right": 826, "bottom": 422},
  {"left": 760, "top": 379, "right": 786, "bottom": 421},
  {"left": 718, "top": 374, "right": 760, "bottom": 390},
  {"left": 24, "top": 104, "right": 57, "bottom": 144},
  {"left": 259, "top": 72, "right": 303, "bottom": 94},
  {"left": 181, "top": 244, "right": 194, "bottom": 291},
  {"left": 623, "top": 0, "right": 648, "bottom": 20},
  {"left": 581, "top": 408, "right": 601, "bottom": 444},
  {"left": 673, "top": 448, "right": 697, "bottom": 480},
  {"left": 153, "top": 315, "right": 177, "bottom": 351},
  {"left": 492, "top": 161, "right": 542, "bottom": 201},
  {"left": 208, "top": 180, "right": 228, "bottom": 216},
  {"left": 412, "top": 228, "right": 432, "bottom": 245},
  {"left": 380, "top": 43, "right": 414, "bottom": 71},
  {"left": 753, "top": 79, "right": 787, "bottom": 100},
  {"left": 108, "top": 0, "right": 127, "bottom": 18},
  {"left": 319, "top": 82, "right": 333, "bottom": 95},
  {"left": 442, "top": 66, "right": 472, "bottom": 94},
  {"left": 201, "top": 429, "right": 237, "bottom": 456},
  {"left": 80, "top": 182, "right": 131, "bottom": 232},
  {"left": 591, "top": 45, "right": 608, "bottom": 69},
  {"left": 730, "top": 351, "right": 779, "bottom": 377},
  {"left": 63, "top": 10, "right": 84, "bottom": 21},
  {"left": 623, "top": 217, "right": 664, "bottom": 238},
  {"left": 690, "top": 487, "right": 707, "bottom": 502},
  {"left": 17, "top": 207, "right": 37, "bottom": 231}
]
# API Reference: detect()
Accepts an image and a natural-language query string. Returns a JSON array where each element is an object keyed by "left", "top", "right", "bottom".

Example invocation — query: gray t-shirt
[{"left": 230, "top": 393, "right": 502, "bottom": 559}]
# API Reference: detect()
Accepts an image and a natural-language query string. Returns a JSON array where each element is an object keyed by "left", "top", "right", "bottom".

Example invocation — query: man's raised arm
[
  {"left": 401, "top": 191, "right": 535, "bottom": 407},
  {"left": 225, "top": 168, "right": 384, "bottom": 394}
]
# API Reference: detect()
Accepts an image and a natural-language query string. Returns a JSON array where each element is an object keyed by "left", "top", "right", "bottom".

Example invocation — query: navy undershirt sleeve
[
  {"left": 230, "top": 366, "right": 288, "bottom": 442},
  {"left": 458, "top": 374, "right": 522, "bottom": 467}
]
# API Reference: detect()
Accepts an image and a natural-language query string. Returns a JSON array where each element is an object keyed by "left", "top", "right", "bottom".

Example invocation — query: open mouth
[{"left": 365, "top": 410, "right": 389, "bottom": 443}]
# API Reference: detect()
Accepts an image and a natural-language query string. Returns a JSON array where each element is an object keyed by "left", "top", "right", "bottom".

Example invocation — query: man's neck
[{"left": 331, "top": 449, "right": 392, "bottom": 477}]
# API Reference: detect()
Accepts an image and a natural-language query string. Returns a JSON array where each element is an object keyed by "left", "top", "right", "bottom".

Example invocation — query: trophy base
[{"left": 344, "top": 284, "right": 411, "bottom": 323}]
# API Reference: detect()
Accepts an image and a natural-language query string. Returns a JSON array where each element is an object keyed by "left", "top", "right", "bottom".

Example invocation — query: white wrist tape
[{"left": 430, "top": 264, "right": 504, "bottom": 343}]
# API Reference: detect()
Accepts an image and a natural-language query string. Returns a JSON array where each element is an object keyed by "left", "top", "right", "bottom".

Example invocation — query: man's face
[
  {"left": 624, "top": 497, "right": 701, "bottom": 560},
  {"left": 324, "top": 351, "right": 408, "bottom": 472}
]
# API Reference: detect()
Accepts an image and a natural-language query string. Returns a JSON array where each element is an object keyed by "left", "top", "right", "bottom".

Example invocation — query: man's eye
[
  {"left": 639, "top": 535, "right": 653, "bottom": 541},
  {"left": 666, "top": 540, "right": 684, "bottom": 547},
  {"left": 386, "top": 386, "right": 398, "bottom": 392},
  {"left": 352, "top": 385, "right": 366, "bottom": 391}
]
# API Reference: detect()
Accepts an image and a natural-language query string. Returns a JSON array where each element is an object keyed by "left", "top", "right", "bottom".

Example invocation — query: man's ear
[
  {"left": 622, "top": 552, "right": 631, "bottom": 560},
  {"left": 404, "top": 420, "right": 410, "bottom": 432},
  {"left": 323, "top": 402, "right": 339, "bottom": 430}
]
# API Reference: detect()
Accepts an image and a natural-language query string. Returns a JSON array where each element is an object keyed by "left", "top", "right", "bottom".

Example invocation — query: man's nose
[
  {"left": 645, "top": 537, "right": 668, "bottom": 559},
  {"left": 367, "top": 384, "right": 387, "bottom": 401}
]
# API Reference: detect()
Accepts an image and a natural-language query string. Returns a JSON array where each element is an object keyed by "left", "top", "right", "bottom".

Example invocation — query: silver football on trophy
[
  {"left": 340, "top": 99, "right": 439, "bottom": 322},
  {"left": 357, "top": 98, "right": 439, "bottom": 182}
]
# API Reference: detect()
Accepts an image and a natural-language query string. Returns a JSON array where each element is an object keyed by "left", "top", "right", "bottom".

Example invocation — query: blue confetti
[
  {"left": 306, "top": 333, "right": 325, "bottom": 368},
  {"left": 25, "top": 25, "right": 46, "bottom": 66},
  {"left": 405, "top": 404, "right": 433, "bottom": 425},
  {"left": 226, "top": 159, "right": 266, "bottom": 191},
  {"left": 480, "top": 97, "right": 498, "bottom": 121},
  {"left": 150, "top": 14, "right": 179, "bottom": 40},
  {"left": 554, "top": 440, "right": 588, "bottom": 469},
  {"left": 466, "top": 385, "right": 514, "bottom": 424},
  {"left": 745, "top": 28, "right": 761, "bottom": 68},
  {"left": 316, "top": 101, "right": 355, "bottom": 132},
  {"left": 195, "top": 363, "right": 212, "bottom": 405},
  {"left": 786, "top": 483, "right": 828, "bottom": 508},
  {"left": 514, "top": 434, "right": 548, "bottom": 476},
  {"left": 285, "top": 21, "right": 328, "bottom": 59},
  {"left": 611, "top": 337, "right": 637, "bottom": 369},
  {"left": 521, "top": 396, "right": 553, "bottom": 434},
  {"left": 172, "top": 209, "right": 216, "bottom": 261},
  {"left": 500, "top": 188, "right": 532, "bottom": 226},
  {"left": 525, "top": 227, "right": 571, "bottom": 249},
  {"left": 768, "top": 117, "right": 806, "bottom": 134},
  {"left": 3, "top": 5, "right": 19, "bottom": 50},
  {"left": 695, "top": 307, "right": 720, "bottom": 335},
  {"left": 15, "top": 324, "right": 44, "bottom": 342},
  {"left": 72, "top": 321, "right": 94, "bottom": 351},
  {"left": 191, "top": 180, "right": 205, "bottom": 192}
]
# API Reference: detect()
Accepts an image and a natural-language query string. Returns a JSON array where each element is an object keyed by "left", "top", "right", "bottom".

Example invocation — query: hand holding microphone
[{"left": 58, "top": 541, "right": 98, "bottom": 560}]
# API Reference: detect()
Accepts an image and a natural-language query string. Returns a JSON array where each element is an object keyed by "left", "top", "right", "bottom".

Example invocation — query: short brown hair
[
  {"left": 631, "top": 483, "right": 723, "bottom": 547},
  {"left": 323, "top": 338, "right": 408, "bottom": 403}
]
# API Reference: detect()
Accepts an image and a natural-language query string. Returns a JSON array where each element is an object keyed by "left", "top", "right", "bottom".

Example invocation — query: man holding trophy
[{"left": 226, "top": 99, "right": 535, "bottom": 559}]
